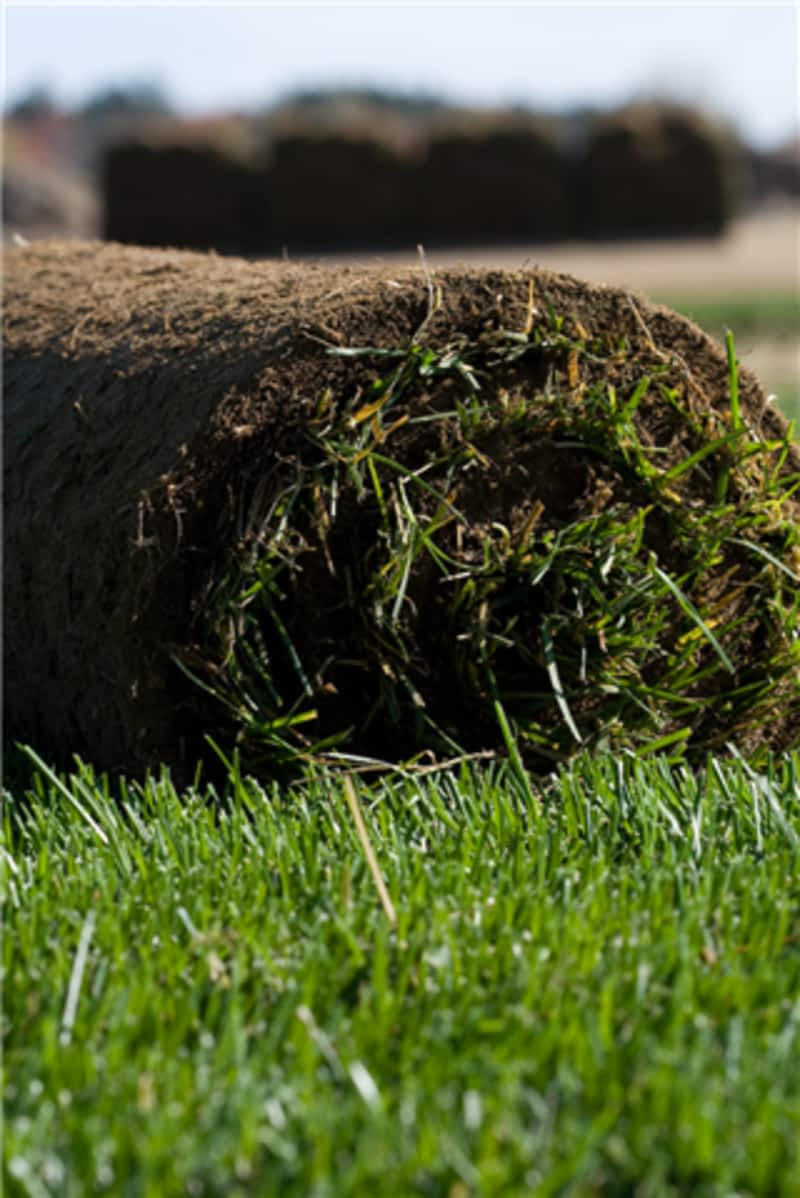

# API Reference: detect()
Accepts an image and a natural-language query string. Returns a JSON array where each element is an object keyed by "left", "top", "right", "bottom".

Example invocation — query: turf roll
[
  {"left": 4, "top": 240, "right": 799, "bottom": 779},
  {"left": 103, "top": 137, "right": 271, "bottom": 254},
  {"left": 575, "top": 103, "right": 740, "bottom": 239}
]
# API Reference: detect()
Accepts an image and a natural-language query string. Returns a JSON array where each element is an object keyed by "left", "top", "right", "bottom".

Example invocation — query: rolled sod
[{"left": 4, "top": 241, "right": 798, "bottom": 780}]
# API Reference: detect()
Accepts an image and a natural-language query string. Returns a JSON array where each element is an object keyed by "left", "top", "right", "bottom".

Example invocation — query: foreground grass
[{"left": 4, "top": 750, "right": 800, "bottom": 1197}]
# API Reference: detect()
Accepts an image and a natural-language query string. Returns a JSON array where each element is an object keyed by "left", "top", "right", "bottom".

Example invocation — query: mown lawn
[{"left": 4, "top": 749, "right": 800, "bottom": 1197}]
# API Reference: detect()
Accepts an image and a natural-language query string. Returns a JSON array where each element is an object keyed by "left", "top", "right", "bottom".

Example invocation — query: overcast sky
[{"left": 4, "top": 2, "right": 798, "bottom": 148}]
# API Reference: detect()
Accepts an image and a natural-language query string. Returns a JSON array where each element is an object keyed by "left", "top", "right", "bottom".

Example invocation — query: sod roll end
[{"left": 5, "top": 240, "right": 798, "bottom": 780}]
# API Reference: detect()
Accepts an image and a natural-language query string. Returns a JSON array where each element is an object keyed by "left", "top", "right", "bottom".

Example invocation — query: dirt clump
[{"left": 4, "top": 240, "right": 798, "bottom": 780}]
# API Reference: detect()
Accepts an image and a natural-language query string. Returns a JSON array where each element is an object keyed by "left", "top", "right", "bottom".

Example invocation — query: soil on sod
[{"left": 4, "top": 240, "right": 799, "bottom": 780}]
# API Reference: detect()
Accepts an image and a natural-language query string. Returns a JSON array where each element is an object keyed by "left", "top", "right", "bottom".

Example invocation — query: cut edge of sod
[{"left": 175, "top": 299, "right": 800, "bottom": 778}]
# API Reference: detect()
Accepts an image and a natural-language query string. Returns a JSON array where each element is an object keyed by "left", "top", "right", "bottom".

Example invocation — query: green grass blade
[
  {"left": 541, "top": 620, "right": 584, "bottom": 744},
  {"left": 725, "top": 328, "right": 742, "bottom": 433},
  {"left": 18, "top": 746, "right": 110, "bottom": 845},
  {"left": 493, "top": 700, "right": 540, "bottom": 811},
  {"left": 651, "top": 561, "right": 735, "bottom": 674}
]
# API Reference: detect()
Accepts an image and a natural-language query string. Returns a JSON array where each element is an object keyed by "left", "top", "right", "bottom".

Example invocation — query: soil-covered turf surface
[{"left": 4, "top": 241, "right": 799, "bottom": 779}]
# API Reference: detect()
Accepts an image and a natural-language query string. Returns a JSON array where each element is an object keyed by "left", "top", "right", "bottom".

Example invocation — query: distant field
[
  {"left": 326, "top": 203, "right": 799, "bottom": 295},
  {"left": 657, "top": 292, "right": 799, "bottom": 424},
  {"left": 656, "top": 291, "right": 799, "bottom": 337}
]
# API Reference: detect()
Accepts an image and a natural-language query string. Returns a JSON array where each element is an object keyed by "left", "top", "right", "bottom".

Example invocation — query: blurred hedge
[
  {"left": 103, "top": 138, "right": 271, "bottom": 253},
  {"left": 572, "top": 103, "right": 741, "bottom": 238},
  {"left": 413, "top": 112, "right": 568, "bottom": 245},
  {"left": 102, "top": 102, "right": 746, "bottom": 253},
  {"left": 266, "top": 133, "right": 414, "bottom": 250}
]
